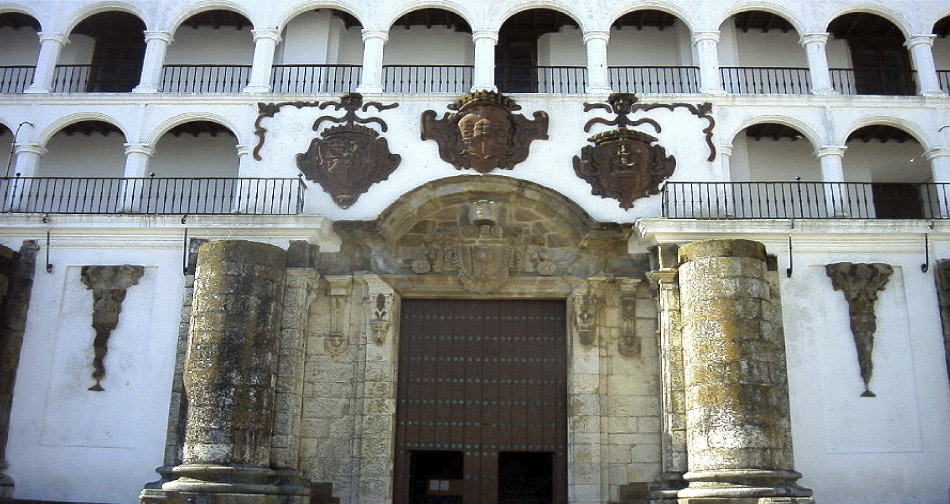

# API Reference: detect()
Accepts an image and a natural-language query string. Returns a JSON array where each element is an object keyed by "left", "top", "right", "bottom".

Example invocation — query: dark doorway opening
[
  {"left": 498, "top": 452, "right": 554, "bottom": 504},
  {"left": 409, "top": 451, "right": 464, "bottom": 504},
  {"left": 872, "top": 183, "right": 924, "bottom": 218}
]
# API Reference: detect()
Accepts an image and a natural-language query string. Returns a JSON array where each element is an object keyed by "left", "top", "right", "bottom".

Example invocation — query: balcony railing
[
  {"left": 829, "top": 68, "right": 917, "bottom": 96},
  {"left": 662, "top": 181, "right": 948, "bottom": 220},
  {"left": 0, "top": 66, "right": 35, "bottom": 93},
  {"left": 271, "top": 64, "right": 361, "bottom": 94},
  {"left": 0, "top": 176, "right": 304, "bottom": 215},
  {"left": 939, "top": 70, "right": 950, "bottom": 94},
  {"left": 609, "top": 66, "right": 699, "bottom": 93},
  {"left": 161, "top": 65, "right": 251, "bottom": 93},
  {"left": 52, "top": 64, "right": 142, "bottom": 93},
  {"left": 720, "top": 67, "right": 811, "bottom": 95},
  {"left": 496, "top": 65, "right": 587, "bottom": 94},
  {"left": 383, "top": 65, "right": 473, "bottom": 94}
]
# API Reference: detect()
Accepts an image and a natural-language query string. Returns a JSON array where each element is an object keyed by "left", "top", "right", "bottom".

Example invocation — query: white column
[
  {"left": 121, "top": 143, "right": 154, "bottom": 211},
  {"left": 472, "top": 29, "right": 498, "bottom": 91},
  {"left": 25, "top": 33, "right": 68, "bottom": 93},
  {"left": 691, "top": 31, "right": 723, "bottom": 94},
  {"left": 244, "top": 28, "right": 281, "bottom": 93},
  {"left": 927, "top": 148, "right": 950, "bottom": 217},
  {"left": 583, "top": 30, "right": 611, "bottom": 94},
  {"left": 357, "top": 29, "right": 388, "bottom": 93},
  {"left": 816, "top": 145, "right": 848, "bottom": 217},
  {"left": 717, "top": 145, "right": 734, "bottom": 217},
  {"left": 799, "top": 33, "right": 836, "bottom": 95},
  {"left": 235, "top": 144, "right": 257, "bottom": 213},
  {"left": 5, "top": 144, "right": 45, "bottom": 211},
  {"left": 905, "top": 35, "right": 944, "bottom": 96},
  {"left": 133, "top": 31, "right": 172, "bottom": 93}
]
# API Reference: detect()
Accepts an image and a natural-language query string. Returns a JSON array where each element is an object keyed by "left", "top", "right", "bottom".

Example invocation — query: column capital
[
  {"left": 13, "top": 143, "right": 47, "bottom": 157},
  {"left": 691, "top": 31, "right": 720, "bottom": 45},
  {"left": 647, "top": 269, "right": 678, "bottom": 286},
  {"left": 123, "top": 143, "right": 155, "bottom": 157},
  {"left": 144, "top": 30, "right": 173, "bottom": 44},
  {"left": 251, "top": 28, "right": 281, "bottom": 43},
  {"left": 236, "top": 144, "right": 253, "bottom": 158},
  {"left": 799, "top": 32, "right": 829, "bottom": 46},
  {"left": 925, "top": 147, "right": 950, "bottom": 161},
  {"left": 815, "top": 145, "right": 847, "bottom": 158},
  {"left": 37, "top": 32, "right": 68, "bottom": 45},
  {"left": 361, "top": 29, "right": 389, "bottom": 42},
  {"left": 719, "top": 144, "right": 733, "bottom": 157},
  {"left": 904, "top": 34, "right": 936, "bottom": 49},
  {"left": 472, "top": 29, "right": 498, "bottom": 43},
  {"left": 582, "top": 30, "right": 610, "bottom": 44}
]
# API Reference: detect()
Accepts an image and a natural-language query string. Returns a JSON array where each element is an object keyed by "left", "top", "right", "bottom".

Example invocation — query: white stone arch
[
  {"left": 166, "top": 1, "right": 258, "bottom": 34},
  {"left": 604, "top": 2, "right": 697, "bottom": 35},
  {"left": 0, "top": 2, "right": 43, "bottom": 31},
  {"left": 36, "top": 112, "right": 130, "bottom": 147},
  {"left": 840, "top": 116, "right": 933, "bottom": 150},
  {"left": 717, "top": 2, "right": 807, "bottom": 37},
  {"left": 928, "top": 9, "right": 950, "bottom": 34},
  {"left": 494, "top": 1, "right": 587, "bottom": 33},
  {"left": 821, "top": 4, "right": 913, "bottom": 40},
  {"left": 61, "top": 1, "right": 151, "bottom": 34},
  {"left": 145, "top": 112, "right": 244, "bottom": 147},
  {"left": 274, "top": 1, "right": 364, "bottom": 32},
  {"left": 728, "top": 115, "right": 821, "bottom": 150},
  {"left": 382, "top": 1, "right": 477, "bottom": 33}
]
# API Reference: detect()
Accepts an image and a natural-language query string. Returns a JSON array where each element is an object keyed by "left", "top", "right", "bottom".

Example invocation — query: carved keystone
[
  {"left": 826, "top": 262, "right": 893, "bottom": 397},
  {"left": 80, "top": 265, "right": 144, "bottom": 391}
]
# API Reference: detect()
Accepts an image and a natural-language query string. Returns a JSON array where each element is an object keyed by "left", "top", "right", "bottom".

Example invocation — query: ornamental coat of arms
[
  {"left": 296, "top": 93, "right": 401, "bottom": 209},
  {"left": 420, "top": 90, "right": 548, "bottom": 173},
  {"left": 573, "top": 129, "right": 676, "bottom": 209}
]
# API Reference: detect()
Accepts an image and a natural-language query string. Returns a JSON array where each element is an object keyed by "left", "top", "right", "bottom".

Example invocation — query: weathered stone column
[
  {"left": 676, "top": 239, "right": 812, "bottom": 503},
  {"left": 151, "top": 240, "right": 309, "bottom": 504}
]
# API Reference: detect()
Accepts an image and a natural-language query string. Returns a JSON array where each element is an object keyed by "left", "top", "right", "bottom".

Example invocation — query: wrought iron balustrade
[
  {"left": 52, "top": 64, "right": 142, "bottom": 93},
  {"left": 0, "top": 176, "right": 304, "bottom": 215},
  {"left": 495, "top": 65, "right": 587, "bottom": 94},
  {"left": 939, "top": 70, "right": 950, "bottom": 94},
  {"left": 271, "top": 64, "right": 361, "bottom": 94},
  {"left": 382, "top": 65, "right": 474, "bottom": 93},
  {"left": 608, "top": 66, "right": 699, "bottom": 93},
  {"left": 0, "top": 66, "right": 35, "bottom": 93},
  {"left": 829, "top": 68, "right": 917, "bottom": 96},
  {"left": 720, "top": 67, "right": 811, "bottom": 94},
  {"left": 662, "top": 181, "right": 948, "bottom": 220},
  {"left": 161, "top": 65, "right": 251, "bottom": 93}
]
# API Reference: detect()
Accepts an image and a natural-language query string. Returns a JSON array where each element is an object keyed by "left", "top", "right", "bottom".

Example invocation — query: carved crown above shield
[{"left": 420, "top": 91, "right": 549, "bottom": 173}]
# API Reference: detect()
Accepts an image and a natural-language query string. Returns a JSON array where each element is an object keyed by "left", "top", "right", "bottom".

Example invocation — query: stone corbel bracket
[
  {"left": 80, "top": 265, "right": 145, "bottom": 391},
  {"left": 617, "top": 278, "right": 642, "bottom": 357},
  {"left": 325, "top": 276, "right": 353, "bottom": 355},
  {"left": 572, "top": 279, "right": 605, "bottom": 347},
  {"left": 825, "top": 262, "right": 894, "bottom": 397},
  {"left": 363, "top": 276, "right": 395, "bottom": 345}
]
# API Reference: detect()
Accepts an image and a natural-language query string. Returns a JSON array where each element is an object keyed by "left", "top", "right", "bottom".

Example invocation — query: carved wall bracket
[
  {"left": 571, "top": 280, "right": 604, "bottom": 347},
  {"left": 363, "top": 277, "right": 395, "bottom": 345},
  {"left": 618, "top": 279, "right": 642, "bottom": 357},
  {"left": 296, "top": 93, "right": 401, "bottom": 208},
  {"left": 325, "top": 276, "right": 353, "bottom": 355},
  {"left": 253, "top": 101, "right": 321, "bottom": 160},
  {"left": 421, "top": 91, "right": 549, "bottom": 173},
  {"left": 80, "top": 265, "right": 145, "bottom": 391},
  {"left": 826, "top": 262, "right": 894, "bottom": 397}
]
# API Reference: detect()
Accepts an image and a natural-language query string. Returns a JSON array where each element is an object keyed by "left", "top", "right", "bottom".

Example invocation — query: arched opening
[
  {"left": 40, "top": 120, "right": 125, "bottom": 177},
  {"left": 164, "top": 10, "right": 253, "bottom": 93},
  {"left": 496, "top": 9, "right": 584, "bottom": 93},
  {"left": 274, "top": 9, "right": 363, "bottom": 93},
  {"left": 827, "top": 13, "right": 914, "bottom": 95},
  {"left": 0, "top": 12, "right": 40, "bottom": 93},
  {"left": 719, "top": 11, "right": 808, "bottom": 94},
  {"left": 383, "top": 8, "right": 473, "bottom": 93},
  {"left": 845, "top": 125, "right": 929, "bottom": 218},
  {"left": 607, "top": 10, "right": 696, "bottom": 93},
  {"left": 934, "top": 16, "right": 950, "bottom": 93},
  {"left": 59, "top": 12, "right": 147, "bottom": 92}
]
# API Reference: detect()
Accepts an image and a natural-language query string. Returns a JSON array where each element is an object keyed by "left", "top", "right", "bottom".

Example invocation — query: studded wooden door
[{"left": 394, "top": 299, "right": 567, "bottom": 504}]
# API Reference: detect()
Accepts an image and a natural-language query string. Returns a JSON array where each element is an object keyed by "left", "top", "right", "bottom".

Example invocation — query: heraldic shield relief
[
  {"left": 573, "top": 129, "right": 676, "bottom": 209},
  {"left": 296, "top": 93, "right": 401, "bottom": 209},
  {"left": 421, "top": 90, "right": 549, "bottom": 173}
]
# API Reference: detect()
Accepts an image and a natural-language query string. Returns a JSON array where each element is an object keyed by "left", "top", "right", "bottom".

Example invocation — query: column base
[
  {"left": 140, "top": 465, "right": 309, "bottom": 504},
  {"left": 242, "top": 85, "right": 271, "bottom": 94},
  {"left": 810, "top": 88, "right": 838, "bottom": 96},
  {"left": 0, "top": 471, "right": 13, "bottom": 499},
  {"left": 355, "top": 85, "right": 383, "bottom": 94},
  {"left": 22, "top": 86, "right": 50, "bottom": 94},
  {"left": 678, "top": 498, "right": 815, "bottom": 504},
  {"left": 132, "top": 85, "right": 159, "bottom": 93},
  {"left": 585, "top": 85, "right": 613, "bottom": 95},
  {"left": 678, "top": 469, "right": 813, "bottom": 502},
  {"left": 921, "top": 90, "right": 948, "bottom": 98},
  {"left": 470, "top": 85, "right": 498, "bottom": 93}
]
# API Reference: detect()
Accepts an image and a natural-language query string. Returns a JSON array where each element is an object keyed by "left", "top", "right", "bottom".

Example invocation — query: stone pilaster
[
  {"left": 676, "top": 239, "right": 812, "bottom": 503},
  {"left": 142, "top": 240, "right": 309, "bottom": 504}
]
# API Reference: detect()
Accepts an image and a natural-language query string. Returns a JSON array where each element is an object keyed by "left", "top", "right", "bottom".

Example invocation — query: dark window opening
[
  {"left": 498, "top": 452, "right": 554, "bottom": 504},
  {"left": 872, "top": 183, "right": 924, "bottom": 219},
  {"left": 409, "top": 451, "right": 463, "bottom": 504}
]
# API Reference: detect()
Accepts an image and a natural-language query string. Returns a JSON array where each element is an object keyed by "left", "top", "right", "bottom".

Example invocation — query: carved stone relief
[
  {"left": 571, "top": 280, "right": 604, "bottom": 347},
  {"left": 365, "top": 283, "right": 394, "bottom": 345},
  {"left": 421, "top": 91, "right": 548, "bottom": 173},
  {"left": 826, "top": 262, "right": 894, "bottom": 397},
  {"left": 617, "top": 279, "right": 641, "bottom": 356},
  {"left": 296, "top": 93, "right": 401, "bottom": 208},
  {"left": 80, "top": 265, "right": 144, "bottom": 391},
  {"left": 324, "top": 276, "right": 353, "bottom": 355}
]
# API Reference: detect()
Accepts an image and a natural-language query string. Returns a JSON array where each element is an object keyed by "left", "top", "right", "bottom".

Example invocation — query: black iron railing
[
  {"left": 938, "top": 70, "right": 950, "bottom": 94},
  {"left": 382, "top": 65, "right": 473, "bottom": 93},
  {"left": 52, "top": 64, "right": 143, "bottom": 93},
  {"left": 0, "top": 176, "right": 304, "bottom": 215},
  {"left": 720, "top": 67, "right": 811, "bottom": 94},
  {"left": 608, "top": 66, "right": 699, "bottom": 93},
  {"left": 496, "top": 65, "right": 587, "bottom": 94},
  {"left": 271, "top": 64, "right": 361, "bottom": 94},
  {"left": 662, "top": 181, "right": 948, "bottom": 220},
  {"left": 161, "top": 65, "right": 251, "bottom": 93},
  {"left": 829, "top": 68, "right": 917, "bottom": 96},
  {"left": 0, "top": 66, "right": 35, "bottom": 93}
]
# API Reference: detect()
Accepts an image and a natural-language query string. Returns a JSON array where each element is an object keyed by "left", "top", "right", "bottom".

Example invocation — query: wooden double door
[{"left": 394, "top": 299, "right": 568, "bottom": 504}]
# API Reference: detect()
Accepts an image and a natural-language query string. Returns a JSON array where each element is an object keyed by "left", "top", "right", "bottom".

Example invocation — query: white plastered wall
[
  {"left": 165, "top": 25, "right": 253, "bottom": 64},
  {"left": 149, "top": 132, "right": 239, "bottom": 178},
  {"left": 384, "top": 26, "right": 473, "bottom": 65},
  {"left": 607, "top": 23, "right": 692, "bottom": 66},
  {"left": 38, "top": 132, "right": 126, "bottom": 178},
  {"left": 731, "top": 135, "right": 821, "bottom": 181},
  {"left": 843, "top": 139, "right": 929, "bottom": 183},
  {"left": 0, "top": 26, "right": 39, "bottom": 65}
]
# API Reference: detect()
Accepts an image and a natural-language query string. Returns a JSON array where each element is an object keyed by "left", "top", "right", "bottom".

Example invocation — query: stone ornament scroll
[
  {"left": 80, "top": 265, "right": 145, "bottom": 391},
  {"left": 826, "top": 262, "right": 894, "bottom": 397}
]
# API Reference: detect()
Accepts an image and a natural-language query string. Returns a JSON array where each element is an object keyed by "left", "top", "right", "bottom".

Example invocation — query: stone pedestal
[
  {"left": 676, "top": 239, "right": 812, "bottom": 504},
  {"left": 142, "top": 240, "right": 309, "bottom": 504}
]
